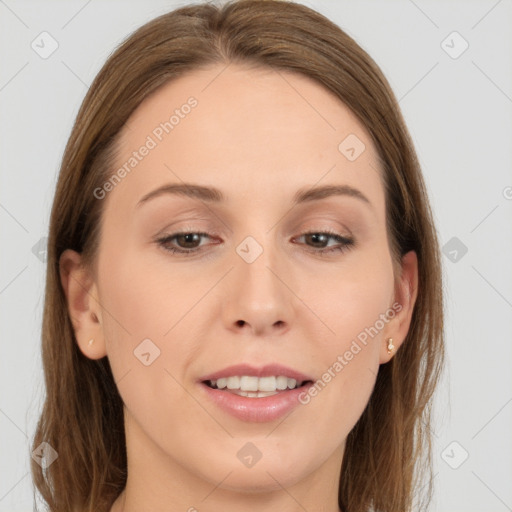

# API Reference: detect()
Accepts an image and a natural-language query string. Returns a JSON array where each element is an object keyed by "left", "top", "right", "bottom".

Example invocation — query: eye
[
  {"left": 154, "top": 228, "right": 355, "bottom": 257},
  {"left": 292, "top": 229, "right": 355, "bottom": 256},
  {"left": 156, "top": 231, "right": 215, "bottom": 255}
]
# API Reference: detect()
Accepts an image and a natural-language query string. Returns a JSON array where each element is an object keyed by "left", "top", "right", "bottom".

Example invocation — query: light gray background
[{"left": 1, "top": 1, "right": 511, "bottom": 511}]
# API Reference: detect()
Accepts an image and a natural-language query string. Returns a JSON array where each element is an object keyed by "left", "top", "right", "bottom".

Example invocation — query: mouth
[
  {"left": 198, "top": 363, "right": 315, "bottom": 421},
  {"left": 202, "top": 376, "right": 314, "bottom": 398}
]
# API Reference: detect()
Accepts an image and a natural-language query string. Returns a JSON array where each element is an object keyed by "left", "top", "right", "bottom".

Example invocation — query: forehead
[{"left": 104, "top": 63, "right": 384, "bottom": 216}]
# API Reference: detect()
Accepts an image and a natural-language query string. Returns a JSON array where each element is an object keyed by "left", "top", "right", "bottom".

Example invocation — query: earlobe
[
  {"left": 380, "top": 250, "right": 419, "bottom": 364},
  {"left": 59, "top": 249, "right": 107, "bottom": 360}
]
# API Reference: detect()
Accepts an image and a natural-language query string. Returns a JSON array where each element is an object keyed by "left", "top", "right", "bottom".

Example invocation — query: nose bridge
[
  {"left": 235, "top": 230, "right": 283, "bottom": 300},
  {"left": 221, "top": 226, "right": 294, "bottom": 334},
  {"left": 232, "top": 202, "right": 281, "bottom": 278}
]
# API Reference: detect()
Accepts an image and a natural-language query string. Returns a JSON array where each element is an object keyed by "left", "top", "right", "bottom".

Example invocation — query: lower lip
[{"left": 199, "top": 382, "right": 313, "bottom": 423}]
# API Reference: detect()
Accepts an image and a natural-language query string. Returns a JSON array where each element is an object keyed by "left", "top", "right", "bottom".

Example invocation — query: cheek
[
  {"left": 95, "top": 245, "right": 206, "bottom": 430},
  {"left": 299, "top": 247, "right": 394, "bottom": 413},
  {"left": 296, "top": 273, "right": 392, "bottom": 450},
  {"left": 313, "top": 245, "right": 395, "bottom": 348},
  {"left": 98, "top": 236, "right": 196, "bottom": 341},
  {"left": 96, "top": 240, "right": 188, "bottom": 381}
]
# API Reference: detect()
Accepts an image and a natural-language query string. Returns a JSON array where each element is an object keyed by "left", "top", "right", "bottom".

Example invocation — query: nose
[{"left": 220, "top": 239, "right": 295, "bottom": 337}]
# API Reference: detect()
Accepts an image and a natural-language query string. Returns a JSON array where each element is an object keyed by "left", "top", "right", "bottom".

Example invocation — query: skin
[{"left": 59, "top": 63, "right": 418, "bottom": 512}]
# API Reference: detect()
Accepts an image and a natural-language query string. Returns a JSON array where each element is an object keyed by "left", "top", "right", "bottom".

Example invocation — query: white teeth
[
  {"left": 208, "top": 375, "right": 304, "bottom": 392},
  {"left": 276, "top": 376, "right": 288, "bottom": 390},
  {"left": 287, "top": 378, "right": 297, "bottom": 389},
  {"left": 240, "top": 376, "right": 259, "bottom": 391},
  {"left": 258, "top": 376, "right": 276, "bottom": 391},
  {"left": 226, "top": 376, "right": 240, "bottom": 389}
]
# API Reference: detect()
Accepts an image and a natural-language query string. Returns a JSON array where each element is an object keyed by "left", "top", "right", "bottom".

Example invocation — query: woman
[{"left": 31, "top": 1, "right": 445, "bottom": 511}]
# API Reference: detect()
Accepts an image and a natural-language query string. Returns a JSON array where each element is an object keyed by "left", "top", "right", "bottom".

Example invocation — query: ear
[
  {"left": 380, "top": 250, "right": 419, "bottom": 364},
  {"left": 59, "top": 249, "right": 107, "bottom": 360}
]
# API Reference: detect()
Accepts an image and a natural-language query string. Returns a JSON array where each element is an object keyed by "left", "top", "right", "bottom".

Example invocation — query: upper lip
[{"left": 199, "top": 363, "right": 314, "bottom": 383}]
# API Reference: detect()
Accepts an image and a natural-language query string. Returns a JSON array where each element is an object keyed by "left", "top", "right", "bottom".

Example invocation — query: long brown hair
[{"left": 31, "top": 1, "right": 445, "bottom": 511}]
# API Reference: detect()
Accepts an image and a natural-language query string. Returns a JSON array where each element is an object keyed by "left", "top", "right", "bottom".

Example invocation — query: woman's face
[{"left": 61, "top": 63, "right": 417, "bottom": 506}]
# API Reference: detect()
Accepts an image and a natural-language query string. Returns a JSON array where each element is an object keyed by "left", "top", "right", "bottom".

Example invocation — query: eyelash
[{"left": 155, "top": 228, "right": 355, "bottom": 257}]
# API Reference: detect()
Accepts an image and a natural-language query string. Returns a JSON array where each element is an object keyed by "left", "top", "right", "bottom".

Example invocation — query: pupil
[
  {"left": 310, "top": 233, "right": 326, "bottom": 247},
  {"left": 179, "top": 233, "right": 198, "bottom": 247}
]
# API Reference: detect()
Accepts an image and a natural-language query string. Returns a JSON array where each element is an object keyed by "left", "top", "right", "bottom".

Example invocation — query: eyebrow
[{"left": 136, "top": 182, "right": 372, "bottom": 209}]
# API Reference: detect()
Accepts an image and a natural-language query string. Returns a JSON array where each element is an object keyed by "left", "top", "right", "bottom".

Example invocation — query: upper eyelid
[
  {"left": 156, "top": 216, "right": 353, "bottom": 234},
  {"left": 149, "top": 205, "right": 360, "bottom": 229}
]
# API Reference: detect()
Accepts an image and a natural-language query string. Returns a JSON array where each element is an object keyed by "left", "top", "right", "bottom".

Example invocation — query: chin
[
  {"left": 199, "top": 450, "right": 312, "bottom": 492},
  {"left": 213, "top": 467, "right": 303, "bottom": 493}
]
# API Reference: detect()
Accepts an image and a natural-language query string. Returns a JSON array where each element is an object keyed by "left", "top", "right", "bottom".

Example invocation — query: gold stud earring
[{"left": 387, "top": 338, "right": 395, "bottom": 354}]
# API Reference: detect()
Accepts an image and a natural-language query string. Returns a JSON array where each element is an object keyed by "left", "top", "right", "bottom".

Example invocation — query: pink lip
[
  {"left": 197, "top": 363, "right": 315, "bottom": 423},
  {"left": 198, "top": 381, "right": 314, "bottom": 423},
  {"left": 199, "top": 363, "right": 314, "bottom": 383}
]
